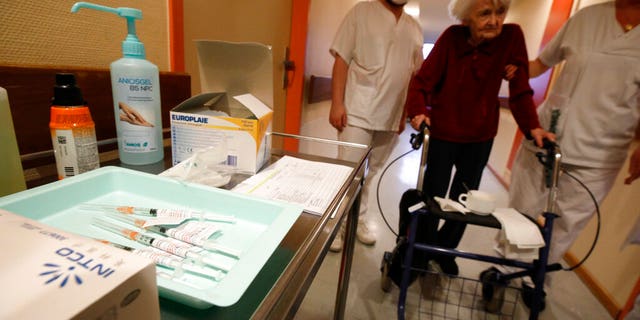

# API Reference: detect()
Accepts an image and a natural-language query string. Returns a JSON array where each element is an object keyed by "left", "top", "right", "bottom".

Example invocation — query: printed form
[{"left": 231, "top": 155, "right": 353, "bottom": 216}]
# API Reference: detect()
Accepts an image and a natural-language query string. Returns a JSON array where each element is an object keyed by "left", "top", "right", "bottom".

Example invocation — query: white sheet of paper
[{"left": 231, "top": 155, "right": 353, "bottom": 216}]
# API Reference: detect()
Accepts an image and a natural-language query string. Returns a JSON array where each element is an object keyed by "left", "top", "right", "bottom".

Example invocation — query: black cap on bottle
[{"left": 52, "top": 73, "right": 85, "bottom": 106}]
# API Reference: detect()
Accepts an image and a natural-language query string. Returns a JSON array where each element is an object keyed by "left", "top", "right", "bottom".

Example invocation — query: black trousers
[{"left": 418, "top": 138, "right": 494, "bottom": 252}]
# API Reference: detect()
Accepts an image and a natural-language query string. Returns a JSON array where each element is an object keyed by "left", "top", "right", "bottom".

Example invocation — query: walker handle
[{"left": 410, "top": 122, "right": 430, "bottom": 150}]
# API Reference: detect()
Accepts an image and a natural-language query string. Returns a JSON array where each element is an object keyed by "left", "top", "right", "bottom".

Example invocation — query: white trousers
[
  {"left": 508, "top": 143, "right": 620, "bottom": 264},
  {"left": 339, "top": 125, "right": 398, "bottom": 220}
]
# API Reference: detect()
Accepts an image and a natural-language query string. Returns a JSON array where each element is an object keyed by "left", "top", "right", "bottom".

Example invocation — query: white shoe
[
  {"left": 330, "top": 230, "right": 344, "bottom": 252},
  {"left": 356, "top": 221, "right": 376, "bottom": 245}
]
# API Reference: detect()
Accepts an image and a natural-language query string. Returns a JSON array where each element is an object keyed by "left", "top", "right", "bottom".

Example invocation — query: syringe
[
  {"left": 93, "top": 217, "right": 233, "bottom": 272},
  {"left": 99, "top": 239, "right": 225, "bottom": 281},
  {"left": 80, "top": 203, "right": 236, "bottom": 224},
  {"left": 106, "top": 213, "right": 242, "bottom": 258}
]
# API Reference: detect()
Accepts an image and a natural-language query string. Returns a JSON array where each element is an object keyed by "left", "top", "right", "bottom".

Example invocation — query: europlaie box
[
  {"left": 0, "top": 209, "right": 159, "bottom": 320},
  {"left": 170, "top": 92, "right": 272, "bottom": 174},
  {"left": 170, "top": 40, "right": 275, "bottom": 174}
]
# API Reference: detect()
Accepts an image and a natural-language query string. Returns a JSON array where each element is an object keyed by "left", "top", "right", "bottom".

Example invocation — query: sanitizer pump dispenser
[{"left": 71, "top": 2, "right": 164, "bottom": 165}]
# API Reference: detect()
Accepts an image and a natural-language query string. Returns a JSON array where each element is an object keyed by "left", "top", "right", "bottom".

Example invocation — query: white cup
[{"left": 458, "top": 190, "right": 496, "bottom": 215}]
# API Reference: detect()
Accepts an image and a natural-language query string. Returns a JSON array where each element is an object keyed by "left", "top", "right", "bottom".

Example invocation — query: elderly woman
[{"left": 404, "top": 0, "right": 554, "bottom": 276}]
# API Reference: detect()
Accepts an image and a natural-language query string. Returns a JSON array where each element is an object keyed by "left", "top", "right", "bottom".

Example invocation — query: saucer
[{"left": 470, "top": 209, "right": 493, "bottom": 216}]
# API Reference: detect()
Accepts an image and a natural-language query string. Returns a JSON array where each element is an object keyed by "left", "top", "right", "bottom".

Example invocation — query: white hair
[{"left": 448, "top": 0, "right": 511, "bottom": 22}]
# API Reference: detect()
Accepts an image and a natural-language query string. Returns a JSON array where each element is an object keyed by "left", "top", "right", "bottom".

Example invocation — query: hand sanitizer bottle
[{"left": 71, "top": 2, "right": 163, "bottom": 165}]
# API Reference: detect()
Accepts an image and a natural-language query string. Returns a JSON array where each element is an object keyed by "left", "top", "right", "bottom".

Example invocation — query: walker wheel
[
  {"left": 380, "top": 251, "right": 392, "bottom": 292},
  {"left": 480, "top": 268, "right": 507, "bottom": 313}
]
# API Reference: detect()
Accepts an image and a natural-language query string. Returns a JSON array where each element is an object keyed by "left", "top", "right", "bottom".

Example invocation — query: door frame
[
  {"left": 168, "top": 0, "right": 309, "bottom": 152},
  {"left": 505, "top": 0, "right": 574, "bottom": 171}
]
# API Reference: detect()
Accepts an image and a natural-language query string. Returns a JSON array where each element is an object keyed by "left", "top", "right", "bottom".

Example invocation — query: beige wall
[
  {"left": 0, "top": 1, "right": 169, "bottom": 70},
  {"left": 506, "top": 0, "right": 554, "bottom": 58},
  {"left": 571, "top": 140, "right": 640, "bottom": 306},
  {"left": 576, "top": 0, "right": 612, "bottom": 9},
  {"left": 305, "top": 0, "right": 358, "bottom": 78}
]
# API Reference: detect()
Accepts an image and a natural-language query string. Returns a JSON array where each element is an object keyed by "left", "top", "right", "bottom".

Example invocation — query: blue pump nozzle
[{"left": 71, "top": 2, "right": 146, "bottom": 59}]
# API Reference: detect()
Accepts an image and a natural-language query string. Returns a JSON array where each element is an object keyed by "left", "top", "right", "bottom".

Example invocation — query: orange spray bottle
[{"left": 49, "top": 73, "right": 100, "bottom": 179}]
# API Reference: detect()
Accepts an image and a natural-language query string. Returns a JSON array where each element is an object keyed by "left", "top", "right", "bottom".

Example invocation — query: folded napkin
[
  {"left": 434, "top": 196, "right": 470, "bottom": 214},
  {"left": 493, "top": 232, "right": 540, "bottom": 260},
  {"left": 491, "top": 208, "right": 545, "bottom": 260}
]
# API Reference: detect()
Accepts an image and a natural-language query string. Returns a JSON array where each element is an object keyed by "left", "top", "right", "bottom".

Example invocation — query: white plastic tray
[{"left": 0, "top": 166, "right": 302, "bottom": 308}]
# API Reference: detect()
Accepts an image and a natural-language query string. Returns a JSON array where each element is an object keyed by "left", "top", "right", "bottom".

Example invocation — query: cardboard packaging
[
  {"left": 0, "top": 87, "right": 26, "bottom": 196},
  {"left": 170, "top": 93, "right": 272, "bottom": 174},
  {"left": 0, "top": 210, "right": 160, "bottom": 320},
  {"left": 170, "top": 40, "right": 274, "bottom": 174}
]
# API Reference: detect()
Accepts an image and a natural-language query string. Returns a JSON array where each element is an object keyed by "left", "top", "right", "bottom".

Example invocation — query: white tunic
[
  {"left": 330, "top": 1, "right": 424, "bottom": 131},
  {"left": 535, "top": 2, "right": 640, "bottom": 168}
]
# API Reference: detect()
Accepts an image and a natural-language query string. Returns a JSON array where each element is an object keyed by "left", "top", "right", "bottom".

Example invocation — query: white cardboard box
[
  {"left": 0, "top": 210, "right": 160, "bottom": 319},
  {"left": 170, "top": 92, "right": 273, "bottom": 174},
  {"left": 169, "top": 40, "right": 275, "bottom": 175}
]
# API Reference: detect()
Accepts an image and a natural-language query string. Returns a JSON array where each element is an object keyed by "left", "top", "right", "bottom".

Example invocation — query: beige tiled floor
[{"left": 294, "top": 129, "right": 612, "bottom": 320}]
